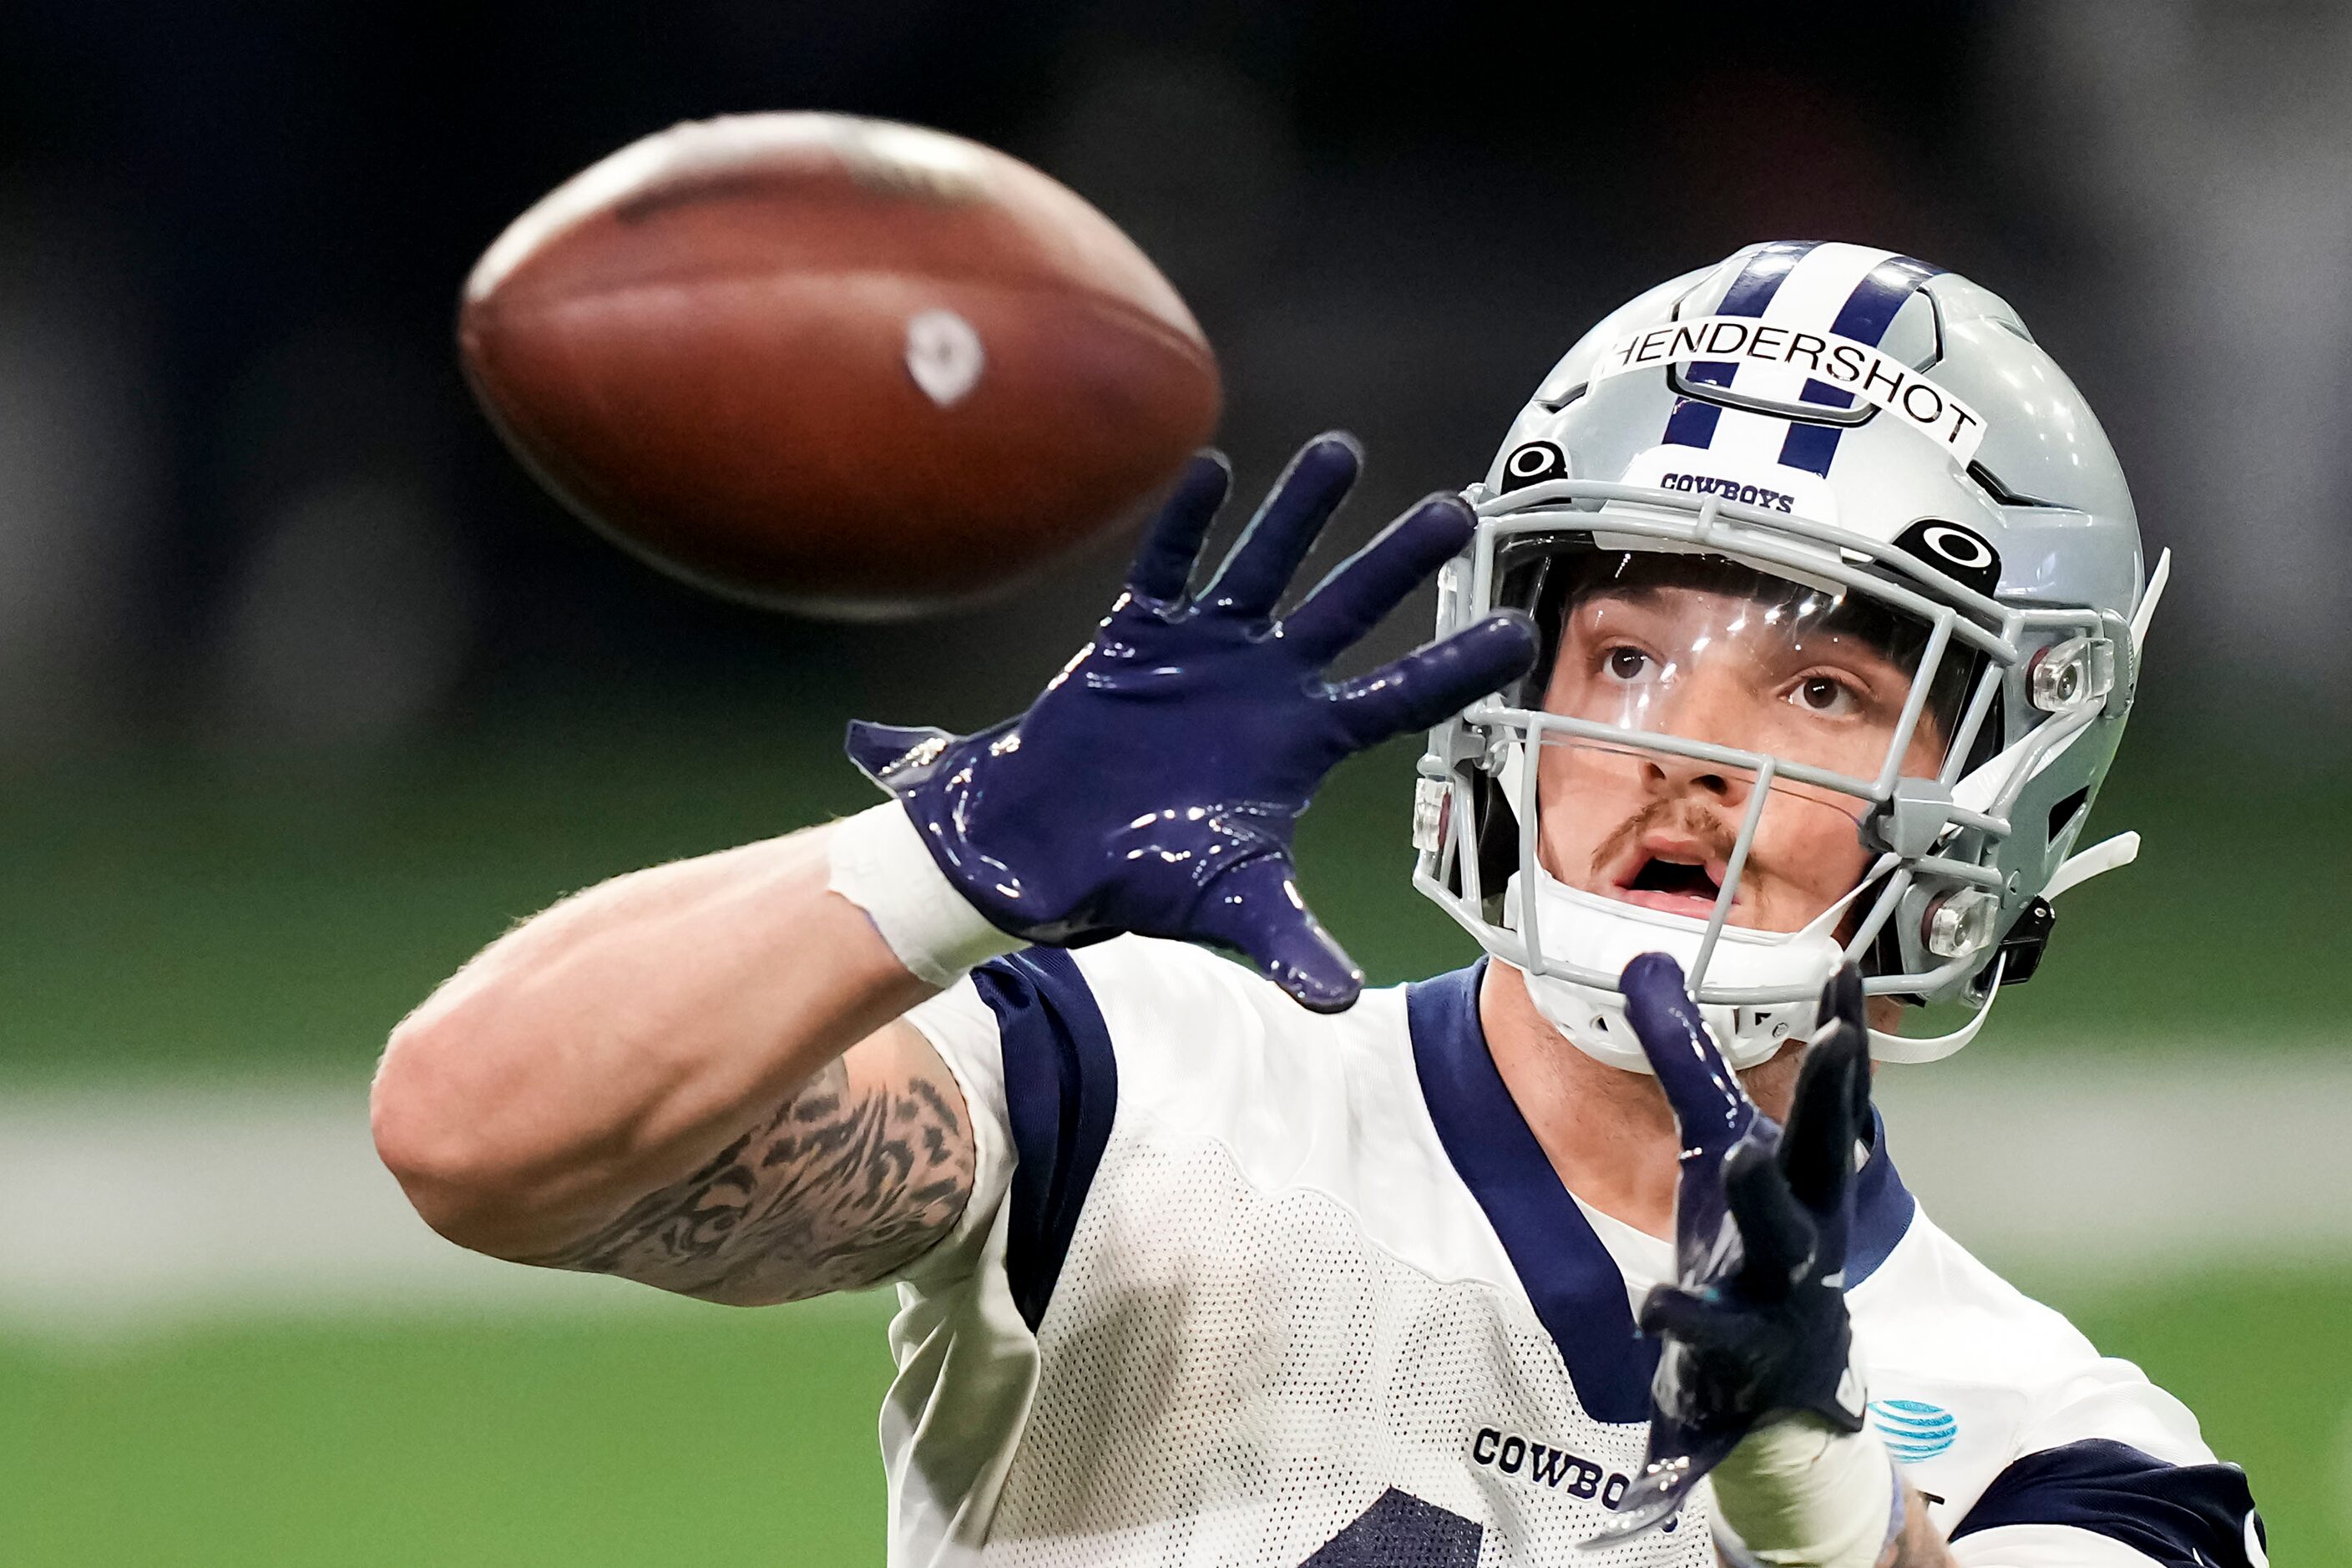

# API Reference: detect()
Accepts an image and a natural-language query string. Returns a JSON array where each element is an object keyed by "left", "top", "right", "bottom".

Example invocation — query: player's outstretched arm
[
  {"left": 375, "top": 435, "right": 1535, "bottom": 1305},
  {"left": 372, "top": 825, "right": 974, "bottom": 1305}
]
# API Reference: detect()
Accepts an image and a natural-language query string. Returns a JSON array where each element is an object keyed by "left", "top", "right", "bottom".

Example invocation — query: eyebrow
[
  {"left": 1564, "top": 584, "right": 1667, "bottom": 617},
  {"left": 1567, "top": 593, "right": 1915, "bottom": 678}
]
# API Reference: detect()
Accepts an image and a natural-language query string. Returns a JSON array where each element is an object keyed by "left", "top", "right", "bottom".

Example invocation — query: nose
[
  {"left": 1641, "top": 748, "right": 1746, "bottom": 802},
  {"left": 1641, "top": 665, "right": 1757, "bottom": 802}
]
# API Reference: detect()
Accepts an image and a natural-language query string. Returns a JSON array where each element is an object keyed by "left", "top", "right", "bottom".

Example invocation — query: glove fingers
[
  {"left": 1201, "top": 433, "right": 1361, "bottom": 621},
  {"left": 1637, "top": 1285, "right": 1771, "bottom": 1361},
  {"left": 1326, "top": 611, "right": 1539, "bottom": 746},
  {"left": 1725, "top": 1138, "right": 1818, "bottom": 1297},
  {"left": 1781, "top": 964, "right": 1871, "bottom": 1213},
  {"left": 1125, "top": 451, "right": 1232, "bottom": 605},
  {"left": 1188, "top": 854, "right": 1364, "bottom": 1013},
  {"left": 1282, "top": 493, "right": 1475, "bottom": 660},
  {"left": 1621, "top": 952, "right": 1756, "bottom": 1157}
]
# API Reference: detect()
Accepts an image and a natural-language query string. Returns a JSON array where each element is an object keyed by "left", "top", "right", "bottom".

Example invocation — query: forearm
[
  {"left": 1716, "top": 1485, "right": 1949, "bottom": 1568},
  {"left": 1710, "top": 1414, "right": 1958, "bottom": 1568},
  {"left": 370, "top": 439, "right": 1517, "bottom": 1290},
  {"left": 371, "top": 820, "right": 934, "bottom": 1258}
]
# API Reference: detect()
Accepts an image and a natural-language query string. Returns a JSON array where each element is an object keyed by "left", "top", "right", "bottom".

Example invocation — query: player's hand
[
  {"left": 845, "top": 435, "right": 1538, "bottom": 1011},
  {"left": 1584, "top": 953, "right": 1878, "bottom": 1546}
]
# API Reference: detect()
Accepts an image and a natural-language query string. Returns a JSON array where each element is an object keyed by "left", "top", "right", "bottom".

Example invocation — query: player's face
[{"left": 1534, "top": 568, "right": 1948, "bottom": 934}]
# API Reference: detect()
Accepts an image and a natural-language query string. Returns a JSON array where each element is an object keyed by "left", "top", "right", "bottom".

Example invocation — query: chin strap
[
  {"left": 2045, "top": 829, "right": 2139, "bottom": 901},
  {"left": 1868, "top": 953, "right": 2004, "bottom": 1065},
  {"left": 2132, "top": 548, "right": 2171, "bottom": 658},
  {"left": 1869, "top": 829, "right": 2143, "bottom": 1064}
]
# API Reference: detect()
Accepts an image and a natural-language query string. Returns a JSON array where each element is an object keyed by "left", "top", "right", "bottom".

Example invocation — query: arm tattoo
[{"left": 518, "top": 1046, "right": 975, "bottom": 1303}]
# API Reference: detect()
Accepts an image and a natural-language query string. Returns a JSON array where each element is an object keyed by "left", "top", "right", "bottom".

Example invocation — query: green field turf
[
  {"left": 2, "top": 707, "right": 2340, "bottom": 1561},
  {"left": 0, "top": 707, "right": 2339, "bottom": 1084},
  {"left": 1, "top": 1267, "right": 2335, "bottom": 1565}
]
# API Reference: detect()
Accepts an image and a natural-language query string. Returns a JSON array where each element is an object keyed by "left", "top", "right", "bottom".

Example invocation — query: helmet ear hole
[
  {"left": 2046, "top": 785, "right": 2090, "bottom": 847},
  {"left": 1470, "top": 768, "right": 1521, "bottom": 918}
]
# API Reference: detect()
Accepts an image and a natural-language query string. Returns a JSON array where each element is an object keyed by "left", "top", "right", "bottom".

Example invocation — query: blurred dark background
[
  {"left": 3, "top": 0, "right": 2343, "bottom": 1067},
  {"left": 2, "top": 5, "right": 2348, "bottom": 1561},
  {"left": 6, "top": 0, "right": 2343, "bottom": 756}
]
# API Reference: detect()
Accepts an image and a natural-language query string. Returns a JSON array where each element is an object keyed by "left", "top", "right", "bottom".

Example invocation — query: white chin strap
[
  {"left": 1508, "top": 831, "right": 2147, "bottom": 1075},
  {"left": 1866, "top": 827, "right": 2142, "bottom": 1065},
  {"left": 1505, "top": 867, "right": 1847, "bottom": 1074},
  {"left": 1488, "top": 609, "right": 2159, "bottom": 1077}
]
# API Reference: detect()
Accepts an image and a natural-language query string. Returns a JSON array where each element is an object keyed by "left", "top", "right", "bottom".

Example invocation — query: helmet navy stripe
[
  {"left": 1721, "top": 238, "right": 1821, "bottom": 315},
  {"left": 1687, "top": 240, "right": 1815, "bottom": 384},
  {"left": 1798, "top": 254, "right": 1944, "bottom": 411},
  {"left": 1777, "top": 421, "right": 1842, "bottom": 474},
  {"left": 1778, "top": 253, "right": 1945, "bottom": 475},
  {"left": 1664, "top": 240, "right": 1816, "bottom": 451},
  {"left": 1833, "top": 254, "right": 1941, "bottom": 341},
  {"left": 1662, "top": 397, "right": 1723, "bottom": 449}
]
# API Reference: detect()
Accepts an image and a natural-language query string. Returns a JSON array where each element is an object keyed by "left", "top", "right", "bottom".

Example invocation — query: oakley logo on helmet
[
  {"left": 1896, "top": 518, "right": 2001, "bottom": 595},
  {"left": 1501, "top": 441, "right": 1567, "bottom": 492}
]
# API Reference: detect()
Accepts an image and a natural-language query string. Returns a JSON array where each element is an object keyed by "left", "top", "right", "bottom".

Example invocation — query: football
[{"left": 458, "top": 113, "right": 1222, "bottom": 619}]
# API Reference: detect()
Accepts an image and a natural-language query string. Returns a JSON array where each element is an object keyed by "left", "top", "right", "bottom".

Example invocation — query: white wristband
[
  {"left": 827, "top": 802, "right": 1024, "bottom": 988},
  {"left": 1709, "top": 1415, "right": 1903, "bottom": 1568}
]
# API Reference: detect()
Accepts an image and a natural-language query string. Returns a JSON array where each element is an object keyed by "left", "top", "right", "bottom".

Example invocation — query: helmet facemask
[{"left": 1414, "top": 482, "right": 2121, "bottom": 1072}]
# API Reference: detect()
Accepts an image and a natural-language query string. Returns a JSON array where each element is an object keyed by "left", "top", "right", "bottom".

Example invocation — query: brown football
[{"left": 458, "top": 113, "right": 1222, "bottom": 619}]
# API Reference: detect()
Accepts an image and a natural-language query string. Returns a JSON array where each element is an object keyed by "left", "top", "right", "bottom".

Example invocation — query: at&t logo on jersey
[{"left": 1868, "top": 1398, "right": 1958, "bottom": 1461}]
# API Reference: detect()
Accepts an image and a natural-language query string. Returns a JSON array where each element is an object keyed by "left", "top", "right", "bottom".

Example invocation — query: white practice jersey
[{"left": 879, "top": 938, "right": 2263, "bottom": 1568}]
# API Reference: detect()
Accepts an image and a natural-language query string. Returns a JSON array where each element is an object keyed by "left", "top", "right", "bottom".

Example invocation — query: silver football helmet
[{"left": 1414, "top": 240, "right": 2164, "bottom": 1070}]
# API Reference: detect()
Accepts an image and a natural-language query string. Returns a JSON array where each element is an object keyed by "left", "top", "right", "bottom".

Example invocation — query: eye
[
  {"left": 1789, "top": 673, "right": 1861, "bottom": 716},
  {"left": 1604, "top": 646, "right": 1651, "bottom": 682}
]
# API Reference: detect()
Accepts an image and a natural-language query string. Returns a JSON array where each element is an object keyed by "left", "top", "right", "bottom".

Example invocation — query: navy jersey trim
[
  {"left": 1407, "top": 963, "right": 1918, "bottom": 1424},
  {"left": 970, "top": 949, "right": 1119, "bottom": 1331},
  {"left": 1848, "top": 1108, "right": 1914, "bottom": 1285},
  {"left": 1951, "top": 1439, "right": 2263, "bottom": 1567},
  {"left": 1409, "top": 961, "right": 1657, "bottom": 1424}
]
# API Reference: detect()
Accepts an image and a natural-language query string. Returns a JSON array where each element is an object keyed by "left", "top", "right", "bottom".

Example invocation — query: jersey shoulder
[
  {"left": 1065, "top": 938, "right": 1502, "bottom": 1272},
  {"left": 1066, "top": 933, "right": 1416, "bottom": 1122},
  {"left": 1859, "top": 1206, "right": 2215, "bottom": 1462},
  {"left": 1852, "top": 1204, "right": 2249, "bottom": 1555},
  {"left": 1857, "top": 1206, "right": 2112, "bottom": 1383}
]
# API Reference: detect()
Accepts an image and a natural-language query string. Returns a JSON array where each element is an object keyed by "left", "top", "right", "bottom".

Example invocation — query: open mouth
[{"left": 1610, "top": 848, "right": 1730, "bottom": 918}]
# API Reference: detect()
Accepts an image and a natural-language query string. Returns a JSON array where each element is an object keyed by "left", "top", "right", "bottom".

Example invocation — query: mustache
[{"left": 1588, "top": 797, "right": 1742, "bottom": 879}]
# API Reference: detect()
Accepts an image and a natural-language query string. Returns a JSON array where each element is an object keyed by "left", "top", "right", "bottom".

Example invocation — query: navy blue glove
[
  {"left": 846, "top": 435, "right": 1539, "bottom": 1011},
  {"left": 1586, "top": 954, "right": 1876, "bottom": 1545}
]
